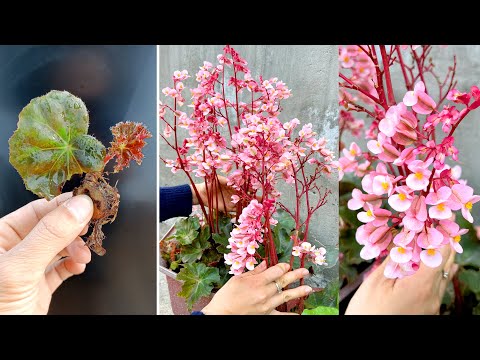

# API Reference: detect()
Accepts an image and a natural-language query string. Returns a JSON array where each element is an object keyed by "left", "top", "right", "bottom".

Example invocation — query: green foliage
[
  {"left": 302, "top": 306, "right": 339, "bottom": 315},
  {"left": 9, "top": 90, "right": 105, "bottom": 199},
  {"left": 174, "top": 217, "right": 200, "bottom": 245},
  {"left": 305, "top": 280, "right": 339, "bottom": 309},
  {"left": 177, "top": 263, "right": 220, "bottom": 311}
]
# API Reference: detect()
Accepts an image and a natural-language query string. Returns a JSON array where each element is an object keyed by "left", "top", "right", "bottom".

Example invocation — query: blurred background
[
  {"left": 0, "top": 45, "right": 157, "bottom": 314},
  {"left": 158, "top": 45, "right": 339, "bottom": 314}
]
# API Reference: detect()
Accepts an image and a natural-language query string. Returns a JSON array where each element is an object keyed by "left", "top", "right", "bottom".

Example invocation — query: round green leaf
[{"left": 9, "top": 90, "right": 106, "bottom": 199}]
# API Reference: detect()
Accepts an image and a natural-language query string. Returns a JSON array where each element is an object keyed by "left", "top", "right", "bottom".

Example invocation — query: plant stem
[{"left": 380, "top": 45, "right": 396, "bottom": 106}]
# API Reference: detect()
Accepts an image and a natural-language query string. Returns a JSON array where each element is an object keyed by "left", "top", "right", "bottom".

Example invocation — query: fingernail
[
  {"left": 301, "top": 268, "right": 309, "bottom": 276},
  {"left": 64, "top": 195, "right": 93, "bottom": 223},
  {"left": 304, "top": 286, "right": 312, "bottom": 294}
]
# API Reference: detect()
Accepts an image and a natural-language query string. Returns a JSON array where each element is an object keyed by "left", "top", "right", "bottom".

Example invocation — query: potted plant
[
  {"left": 159, "top": 45, "right": 338, "bottom": 314},
  {"left": 337, "top": 45, "right": 480, "bottom": 314}
]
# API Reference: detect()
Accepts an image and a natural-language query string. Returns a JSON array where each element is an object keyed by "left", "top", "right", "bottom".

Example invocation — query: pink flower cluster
[
  {"left": 337, "top": 78, "right": 480, "bottom": 279},
  {"left": 292, "top": 241, "right": 328, "bottom": 266},
  {"left": 160, "top": 45, "right": 333, "bottom": 276},
  {"left": 340, "top": 110, "right": 364, "bottom": 138}
]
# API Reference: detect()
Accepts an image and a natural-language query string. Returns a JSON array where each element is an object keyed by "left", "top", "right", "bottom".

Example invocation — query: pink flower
[
  {"left": 438, "top": 219, "right": 468, "bottom": 254},
  {"left": 348, "top": 188, "right": 383, "bottom": 210},
  {"left": 426, "top": 186, "right": 453, "bottom": 220},
  {"left": 357, "top": 203, "right": 376, "bottom": 223},
  {"left": 403, "top": 195, "right": 428, "bottom": 232},
  {"left": 393, "top": 229, "right": 415, "bottom": 247},
  {"left": 406, "top": 159, "right": 432, "bottom": 191},
  {"left": 403, "top": 81, "right": 437, "bottom": 114},
  {"left": 448, "top": 183, "right": 480, "bottom": 223},
  {"left": 342, "top": 142, "right": 361, "bottom": 160},
  {"left": 372, "top": 175, "right": 393, "bottom": 196},
  {"left": 417, "top": 226, "right": 443, "bottom": 248},
  {"left": 384, "top": 259, "right": 418, "bottom": 279},
  {"left": 393, "top": 147, "right": 416, "bottom": 166},
  {"left": 359, "top": 225, "right": 392, "bottom": 260},
  {"left": 420, "top": 247, "right": 443, "bottom": 268},
  {"left": 447, "top": 88, "right": 471, "bottom": 105},
  {"left": 339, "top": 48, "right": 354, "bottom": 68},
  {"left": 355, "top": 223, "right": 377, "bottom": 245},
  {"left": 388, "top": 186, "right": 414, "bottom": 212},
  {"left": 390, "top": 246, "right": 413, "bottom": 263},
  {"left": 379, "top": 103, "right": 401, "bottom": 137}
]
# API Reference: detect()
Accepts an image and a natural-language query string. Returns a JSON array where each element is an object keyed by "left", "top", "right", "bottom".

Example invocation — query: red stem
[{"left": 380, "top": 45, "right": 396, "bottom": 106}]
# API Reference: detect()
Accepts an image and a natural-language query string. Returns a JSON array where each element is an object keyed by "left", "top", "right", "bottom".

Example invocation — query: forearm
[{"left": 159, "top": 184, "right": 193, "bottom": 221}]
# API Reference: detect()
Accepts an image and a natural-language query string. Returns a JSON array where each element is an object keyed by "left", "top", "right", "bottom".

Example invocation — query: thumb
[{"left": 8, "top": 195, "right": 93, "bottom": 274}]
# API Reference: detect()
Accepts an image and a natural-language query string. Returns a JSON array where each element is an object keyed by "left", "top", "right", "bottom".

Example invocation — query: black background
[{"left": 0, "top": 45, "right": 156, "bottom": 314}]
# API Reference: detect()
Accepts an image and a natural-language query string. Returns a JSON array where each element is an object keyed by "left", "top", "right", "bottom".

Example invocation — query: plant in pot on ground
[
  {"left": 160, "top": 45, "right": 337, "bottom": 314},
  {"left": 337, "top": 45, "right": 480, "bottom": 314},
  {"left": 9, "top": 90, "right": 151, "bottom": 256}
]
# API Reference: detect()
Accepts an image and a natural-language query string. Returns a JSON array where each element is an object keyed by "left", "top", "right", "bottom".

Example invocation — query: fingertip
[
  {"left": 303, "top": 286, "right": 313, "bottom": 295},
  {"left": 279, "top": 262, "right": 290, "bottom": 272},
  {"left": 64, "top": 258, "right": 87, "bottom": 275}
]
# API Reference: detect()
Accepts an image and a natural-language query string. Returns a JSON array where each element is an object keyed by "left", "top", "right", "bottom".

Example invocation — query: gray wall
[
  {"left": 342, "top": 45, "right": 480, "bottom": 224},
  {"left": 159, "top": 45, "right": 339, "bottom": 288}
]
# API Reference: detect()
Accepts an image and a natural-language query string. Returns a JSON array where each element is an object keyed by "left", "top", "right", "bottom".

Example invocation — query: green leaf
[
  {"left": 272, "top": 209, "right": 295, "bottom": 253},
  {"left": 174, "top": 217, "right": 200, "bottom": 245},
  {"left": 473, "top": 303, "right": 480, "bottom": 315},
  {"left": 304, "top": 281, "right": 339, "bottom": 309},
  {"left": 217, "top": 266, "right": 232, "bottom": 288},
  {"left": 177, "top": 263, "right": 220, "bottom": 311},
  {"left": 180, "top": 227, "right": 211, "bottom": 263},
  {"left": 459, "top": 269, "right": 480, "bottom": 294},
  {"left": 169, "top": 261, "right": 179, "bottom": 271},
  {"left": 302, "top": 306, "right": 339, "bottom": 315},
  {"left": 9, "top": 90, "right": 106, "bottom": 199},
  {"left": 212, "top": 233, "right": 230, "bottom": 254}
]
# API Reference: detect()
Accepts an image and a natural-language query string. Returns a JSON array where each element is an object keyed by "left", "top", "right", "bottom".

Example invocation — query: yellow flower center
[
  {"left": 350, "top": 149, "right": 357, "bottom": 156},
  {"left": 344, "top": 56, "right": 350, "bottom": 62},
  {"left": 427, "top": 249, "right": 436, "bottom": 256},
  {"left": 454, "top": 235, "right": 461, "bottom": 243},
  {"left": 366, "top": 210, "right": 373, "bottom": 217},
  {"left": 398, "top": 193, "right": 406, "bottom": 201},
  {"left": 466, "top": 202, "right": 473, "bottom": 210},
  {"left": 397, "top": 247, "right": 406, "bottom": 254},
  {"left": 381, "top": 182, "right": 389, "bottom": 191},
  {"left": 415, "top": 172, "right": 423, "bottom": 180},
  {"left": 437, "top": 203, "right": 446, "bottom": 212}
]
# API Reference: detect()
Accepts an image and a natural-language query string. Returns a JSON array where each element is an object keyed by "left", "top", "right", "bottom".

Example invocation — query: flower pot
[{"left": 159, "top": 221, "right": 214, "bottom": 315}]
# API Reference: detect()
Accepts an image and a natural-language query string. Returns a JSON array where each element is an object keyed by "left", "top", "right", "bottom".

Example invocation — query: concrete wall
[
  {"left": 342, "top": 46, "right": 480, "bottom": 223},
  {"left": 159, "top": 45, "right": 339, "bottom": 289}
]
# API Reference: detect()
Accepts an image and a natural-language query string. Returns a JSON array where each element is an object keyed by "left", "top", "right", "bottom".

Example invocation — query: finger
[
  {"left": 267, "top": 285, "right": 313, "bottom": 310},
  {"left": 49, "top": 237, "right": 92, "bottom": 267},
  {"left": 258, "top": 263, "right": 290, "bottom": 284},
  {"left": 241, "top": 260, "right": 267, "bottom": 278},
  {"left": 273, "top": 267, "right": 310, "bottom": 293},
  {"left": 438, "top": 249, "right": 457, "bottom": 298},
  {"left": 0, "top": 193, "right": 73, "bottom": 250},
  {"left": 80, "top": 224, "right": 89, "bottom": 236},
  {"left": 7, "top": 195, "right": 93, "bottom": 274},
  {"left": 45, "top": 257, "right": 87, "bottom": 293},
  {"left": 269, "top": 310, "right": 299, "bottom": 315}
]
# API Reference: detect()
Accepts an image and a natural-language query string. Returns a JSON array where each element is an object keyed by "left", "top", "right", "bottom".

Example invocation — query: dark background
[{"left": 0, "top": 45, "right": 156, "bottom": 314}]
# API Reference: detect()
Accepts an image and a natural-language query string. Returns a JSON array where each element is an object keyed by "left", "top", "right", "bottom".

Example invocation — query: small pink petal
[
  {"left": 412, "top": 92, "right": 436, "bottom": 114},
  {"left": 390, "top": 246, "right": 413, "bottom": 263},
  {"left": 429, "top": 204, "right": 452, "bottom": 220},
  {"left": 420, "top": 249, "right": 442, "bottom": 268},
  {"left": 403, "top": 91, "right": 418, "bottom": 106},
  {"left": 388, "top": 194, "right": 412, "bottom": 212}
]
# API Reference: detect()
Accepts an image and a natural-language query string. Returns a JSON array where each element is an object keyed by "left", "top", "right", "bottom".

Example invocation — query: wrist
[{"left": 190, "top": 184, "right": 198, "bottom": 205}]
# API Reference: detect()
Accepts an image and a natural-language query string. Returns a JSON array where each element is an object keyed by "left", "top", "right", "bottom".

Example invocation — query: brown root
[{"left": 73, "top": 172, "right": 120, "bottom": 256}]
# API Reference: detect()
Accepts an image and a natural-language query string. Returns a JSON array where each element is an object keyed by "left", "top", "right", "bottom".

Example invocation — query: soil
[{"left": 73, "top": 172, "right": 120, "bottom": 256}]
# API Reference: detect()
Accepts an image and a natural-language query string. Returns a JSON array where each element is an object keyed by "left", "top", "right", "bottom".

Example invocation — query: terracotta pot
[{"left": 159, "top": 222, "right": 214, "bottom": 315}]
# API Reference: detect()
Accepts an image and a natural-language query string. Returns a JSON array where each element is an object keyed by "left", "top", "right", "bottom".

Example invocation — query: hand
[
  {"left": 202, "top": 261, "right": 312, "bottom": 315},
  {"left": 0, "top": 193, "right": 93, "bottom": 314},
  {"left": 345, "top": 245, "right": 458, "bottom": 315},
  {"left": 191, "top": 176, "right": 237, "bottom": 213}
]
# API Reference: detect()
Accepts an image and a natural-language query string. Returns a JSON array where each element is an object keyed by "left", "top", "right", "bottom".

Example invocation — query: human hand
[
  {"left": 191, "top": 176, "right": 237, "bottom": 213},
  {"left": 345, "top": 245, "right": 458, "bottom": 315},
  {"left": 201, "top": 261, "right": 312, "bottom": 315},
  {"left": 0, "top": 192, "right": 93, "bottom": 314}
]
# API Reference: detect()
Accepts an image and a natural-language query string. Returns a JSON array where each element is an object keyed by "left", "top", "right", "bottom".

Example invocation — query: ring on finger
[
  {"left": 274, "top": 280, "right": 282, "bottom": 294},
  {"left": 442, "top": 270, "right": 449, "bottom": 279}
]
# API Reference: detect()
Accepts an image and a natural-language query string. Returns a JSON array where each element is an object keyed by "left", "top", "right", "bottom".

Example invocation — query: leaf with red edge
[{"left": 105, "top": 121, "right": 152, "bottom": 173}]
